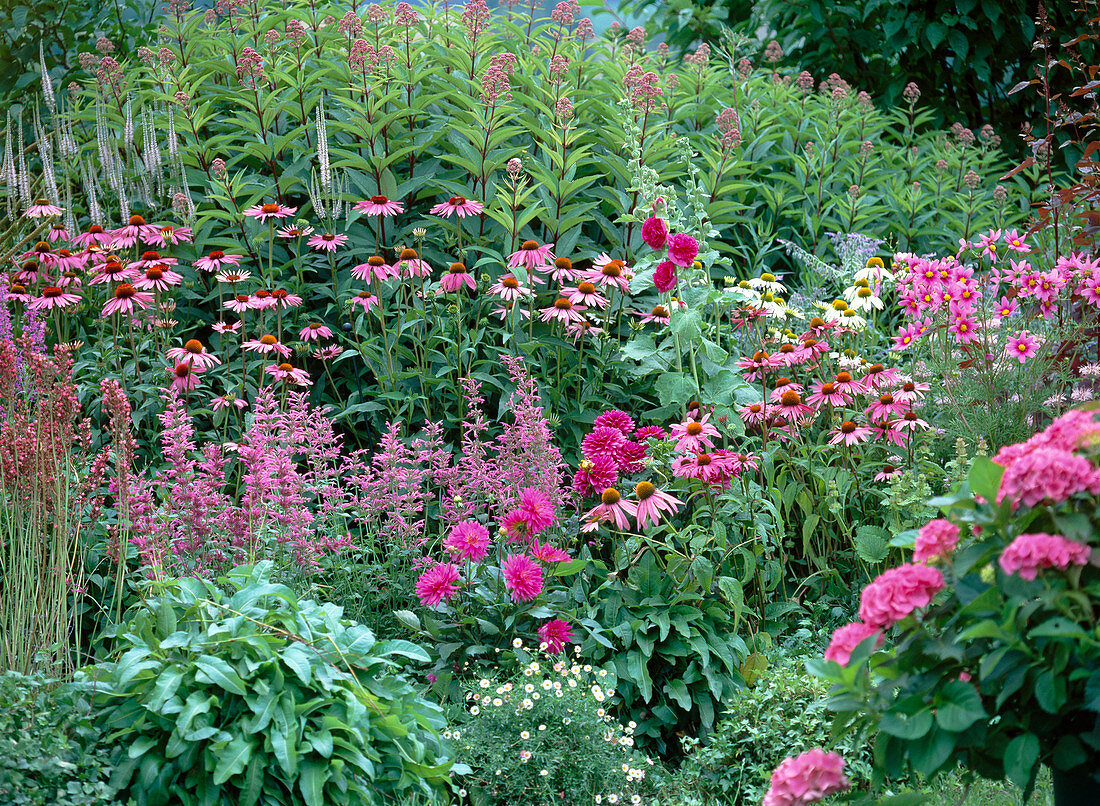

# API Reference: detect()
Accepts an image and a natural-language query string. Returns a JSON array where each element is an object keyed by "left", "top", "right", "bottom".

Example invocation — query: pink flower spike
[
  {"left": 430, "top": 196, "right": 484, "bottom": 218},
  {"left": 502, "top": 554, "right": 545, "bottom": 602},
  {"left": 353, "top": 195, "right": 404, "bottom": 216},
  {"left": 416, "top": 562, "right": 462, "bottom": 606}
]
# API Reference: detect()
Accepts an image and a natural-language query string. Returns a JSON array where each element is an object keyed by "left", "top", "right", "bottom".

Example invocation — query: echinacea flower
[
  {"left": 636, "top": 304, "right": 671, "bottom": 324},
  {"left": 865, "top": 393, "right": 906, "bottom": 421},
  {"left": 353, "top": 195, "right": 404, "bottom": 216},
  {"left": 89, "top": 260, "right": 139, "bottom": 285},
  {"left": 307, "top": 232, "right": 348, "bottom": 252},
  {"left": 1006, "top": 331, "right": 1039, "bottom": 363},
  {"left": 394, "top": 248, "right": 432, "bottom": 278},
  {"left": 211, "top": 393, "right": 248, "bottom": 410},
  {"left": 195, "top": 250, "right": 243, "bottom": 273},
  {"left": 166, "top": 339, "right": 222, "bottom": 369},
  {"left": 24, "top": 198, "right": 62, "bottom": 218},
  {"left": 441, "top": 262, "right": 476, "bottom": 293},
  {"left": 47, "top": 223, "right": 70, "bottom": 242},
  {"left": 299, "top": 323, "right": 333, "bottom": 341},
  {"left": 144, "top": 224, "right": 193, "bottom": 246},
  {"left": 502, "top": 554, "right": 545, "bottom": 601},
  {"left": 211, "top": 320, "right": 242, "bottom": 334},
  {"left": 351, "top": 256, "right": 396, "bottom": 283},
  {"left": 669, "top": 413, "right": 719, "bottom": 453},
  {"left": 671, "top": 452, "right": 732, "bottom": 486},
  {"left": 243, "top": 334, "right": 292, "bottom": 358},
  {"left": 584, "top": 255, "right": 631, "bottom": 293},
  {"left": 349, "top": 291, "right": 380, "bottom": 311},
  {"left": 445, "top": 521, "right": 491, "bottom": 562},
  {"left": 430, "top": 196, "right": 484, "bottom": 217},
  {"left": 489, "top": 274, "right": 531, "bottom": 301},
  {"left": 265, "top": 362, "right": 312, "bottom": 385},
  {"left": 633, "top": 481, "right": 682, "bottom": 530},
  {"left": 134, "top": 264, "right": 183, "bottom": 291},
  {"left": 806, "top": 381, "right": 850, "bottom": 409},
  {"left": 216, "top": 269, "right": 253, "bottom": 285},
  {"left": 29, "top": 286, "right": 81, "bottom": 310},
  {"left": 313, "top": 345, "right": 343, "bottom": 361},
  {"left": 829, "top": 420, "right": 872, "bottom": 446},
  {"left": 102, "top": 284, "right": 153, "bottom": 316},
  {"left": 416, "top": 562, "right": 461, "bottom": 606},
  {"left": 542, "top": 256, "right": 577, "bottom": 284},
  {"left": 562, "top": 281, "right": 609, "bottom": 309},
  {"left": 244, "top": 201, "right": 297, "bottom": 221},
  {"left": 539, "top": 297, "right": 586, "bottom": 324},
  {"left": 169, "top": 362, "right": 204, "bottom": 391},
  {"left": 581, "top": 488, "right": 638, "bottom": 532},
  {"left": 269, "top": 289, "right": 303, "bottom": 309},
  {"left": 128, "top": 250, "right": 177, "bottom": 270},
  {"left": 71, "top": 224, "right": 115, "bottom": 249},
  {"left": 537, "top": 619, "right": 574, "bottom": 654},
  {"left": 508, "top": 240, "right": 555, "bottom": 272},
  {"left": 276, "top": 224, "right": 315, "bottom": 239}
]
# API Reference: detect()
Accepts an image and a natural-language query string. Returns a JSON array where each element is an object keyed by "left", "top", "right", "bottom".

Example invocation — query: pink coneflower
[
  {"left": 892, "top": 380, "right": 930, "bottom": 405},
  {"left": 416, "top": 562, "right": 461, "bottom": 606},
  {"left": 874, "top": 464, "right": 902, "bottom": 482},
  {"left": 831, "top": 371, "right": 865, "bottom": 397},
  {"left": 530, "top": 541, "right": 571, "bottom": 563},
  {"left": 144, "top": 225, "right": 193, "bottom": 246},
  {"left": 502, "top": 554, "right": 545, "bottom": 601},
  {"left": 111, "top": 214, "right": 159, "bottom": 247},
  {"left": 6, "top": 283, "right": 31, "bottom": 303},
  {"left": 354, "top": 195, "right": 404, "bottom": 216},
  {"left": 584, "top": 257, "right": 630, "bottom": 294},
  {"left": 539, "top": 297, "right": 586, "bottom": 324},
  {"left": 215, "top": 269, "right": 253, "bottom": 285},
  {"left": 441, "top": 262, "right": 476, "bottom": 293},
  {"left": 893, "top": 411, "right": 930, "bottom": 433},
  {"left": 774, "top": 389, "right": 813, "bottom": 423},
  {"left": 89, "top": 259, "right": 140, "bottom": 285},
  {"left": 71, "top": 224, "right": 115, "bottom": 249},
  {"left": 224, "top": 294, "right": 256, "bottom": 313},
  {"left": 299, "top": 323, "right": 334, "bottom": 341},
  {"left": 243, "top": 334, "right": 292, "bottom": 358},
  {"left": 581, "top": 487, "right": 638, "bottom": 532},
  {"left": 29, "top": 286, "right": 81, "bottom": 310},
  {"left": 635, "top": 304, "right": 671, "bottom": 324},
  {"left": 395, "top": 248, "right": 432, "bottom": 279},
  {"left": 633, "top": 481, "right": 682, "bottom": 530},
  {"left": 265, "top": 362, "right": 312, "bottom": 385},
  {"left": 739, "top": 402, "right": 766, "bottom": 426},
  {"left": 54, "top": 249, "right": 87, "bottom": 272},
  {"left": 669, "top": 413, "right": 719, "bottom": 453},
  {"left": 170, "top": 362, "right": 204, "bottom": 391},
  {"left": 350, "top": 291, "right": 380, "bottom": 311},
  {"left": 102, "top": 284, "right": 153, "bottom": 316},
  {"left": 24, "top": 198, "right": 62, "bottom": 218},
  {"left": 211, "top": 393, "right": 248, "bottom": 410},
  {"left": 537, "top": 619, "right": 574, "bottom": 654},
  {"left": 134, "top": 264, "right": 183, "bottom": 291},
  {"left": 313, "top": 345, "right": 342, "bottom": 361},
  {"left": 166, "top": 339, "right": 222, "bottom": 369},
  {"left": 542, "top": 256, "right": 578, "bottom": 284},
  {"left": 768, "top": 377, "right": 803, "bottom": 403},
  {"left": 518, "top": 487, "right": 556, "bottom": 536},
  {"left": 489, "top": 274, "right": 531, "bottom": 301},
  {"left": 806, "top": 381, "right": 850, "bottom": 408},
  {"left": 508, "top": 240, "right": 555, "bottom": 272},
  {"left": 56, "top": 270, "right": 84, "bottom": 289},
  {"left": 307, "top": 232, "right": 348, "bottom": 252},
  {"left": 866, "top": 392, "right": 907, "bottom": 421},
  {"left": 244, "top": 202, "right": 297, "bottom": 221},
  {"left": 276, "top": 224, "right": 315, "bottom": 239},
  {"left": 430, "top": 196, "right": 484, "bottom": 218},
  {"left": 671, "top": 452, "right": 730, "bottom": 485},
  {"left": 127, "top": 250, "right": 177, "bottom": 270},
  {"left": 830, "top": 420, "right": 872, "bottom": 446},
  {"left": 562, "top": 281, "right": 609, "bottom": 309},
  {"left": 445, "top": 521, "right": 491, "bottom": 562},
  {"left": 1006, "top": 331, "right": 1040, "bottom": 363},
  {"left": 212, "top": 320, "right": 242, "bottom": 334},
  {"left": 269, "top": 289, "right": 303, "bottom": 309},
  {"left": 351, "top": 256, "right": 396, "bottom": 283},
  {"left": 572, "top": 457, "right": 619, "bottom": 496}
]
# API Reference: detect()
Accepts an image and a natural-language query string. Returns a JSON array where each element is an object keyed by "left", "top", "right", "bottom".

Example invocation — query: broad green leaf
[
  {"left": 213, "top": 735, "right": 254, "bottom": 785},
  {"left": 1004, "top": 733, "right": 1039, "bottom": 788},
  {"left": 194, "top": 655, "right": 248, "bottom": 696}
]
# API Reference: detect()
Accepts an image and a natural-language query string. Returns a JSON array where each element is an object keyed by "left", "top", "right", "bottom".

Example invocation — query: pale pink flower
[
  {"left": 561, "top": 281, "right": 609, "bottom": 309},
  {"left": 502, "top": 554, "right": 545, "bottom": 601},
  {"left": 669, "top": 413, "right": 719, "bottom": 453},
  {"left": 636, "top": 304, "right": 671, "bottom": 324},
  {"left": 307, "top": 232, "right": 348, "bottom": 252},
  {"left": 829, "top": 421, "right": 872, "bottom": 446},
  {"left": 440, "top": 263, "right": 476, "bottom": 293},
  {"left": 539, "top": 297, "right": 586, "bottom": 324},
  {"left": 430, "top": 196, "right": 484, "bottom": 217},
  {"left": 859, "top": 563, "right": 945, "bottom": 629},
  {"left": 488, "top": 274, "right": 532, "bottom": 301},
  {"left": 215, "top": 269, "right": 252, "bottom": 285},
  {"left": 350, "top": 291, "right": 380, "bottom": 311},
  {"left": 166, "top": 339, "right": 222, "bottom": 369},
  {"left": 265, "top": 362, "right": 312, "bottom": 386},
  {"left": 211, "top": 393, "right": 248, "bottom": 410},
  {"left": 353, "top": 195, "right": 404, "bottom": 216},
  {"left": 581, "top": 488, "right": 638, "bottom": 532},
  {"left": 144, "top": 224, "right": 193, "bottom": 246},
  {"left": 824, "top": 622, "right": 882, "bottom": 666},
  {"left": 243, "top": 202, "right": 297, "bottom": 221},
  {"left": 508, "top": 240, "right": 555, "bottom": 272},
  {"left": 134, "top": 264, "right": 183, "bottom": 291},
  {"left": 633, "top": 481, "right": 682, "bottom": 530},
  {"left": 276, "top": 224, "right": 315, "bottom": 239},
  {"left": 212, "top": 321, "right": 241, "bottom": 334},
  {"left": 24, "top": 198, "right": 62, "bottom": 218},
  {"left": 243, "top": 335, "right": 292, "bottom": 358},
  {"left": 999, "top": 533, "right": 1091, "bottom": 581},
  {"left": 298, "top": 323, "right": 333, "bottom": 341}
]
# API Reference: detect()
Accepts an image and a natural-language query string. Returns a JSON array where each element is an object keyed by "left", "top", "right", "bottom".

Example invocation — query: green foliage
[
  {"left": 0, "top": 671, "right": 120, "bottom": 806},
  {"left": 445, "top": 662, "right": 657, "bottom": 805},
  {"left": 75, "top": 562, "right": 454, "bottom": 806}
]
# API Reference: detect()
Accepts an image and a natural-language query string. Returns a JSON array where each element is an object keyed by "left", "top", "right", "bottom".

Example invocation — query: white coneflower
[
  {"left": 747, "top": 271, "right": 787, "bottom": 295},
  {"left": 848, "top": 285, "right": 883, "bottom": 313}
]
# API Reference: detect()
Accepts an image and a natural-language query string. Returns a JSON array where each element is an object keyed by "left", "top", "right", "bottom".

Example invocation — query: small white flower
[
  {"left": 520, "top": 730, "right": 530, "bottom": 740},
  {"left": 538, "top": 724, "right": 547, "bottom": 731},
  {"left": 493, "top": 697, "right": 503, "bottom": 707},
  {"left": 470, "top": 706, "right": 480, "bottom": 715},
  {"left": 479, "top": 679, "right": 491, "bottom": 688},
  {"left": 539, "top": 769, "right": 549, "bottom": 777},
  {"left": 513, "top": 638, "right": 523, "bottom": 648}
]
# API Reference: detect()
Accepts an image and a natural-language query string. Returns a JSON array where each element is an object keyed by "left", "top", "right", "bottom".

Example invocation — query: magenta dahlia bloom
[
  {"left": 594, "top": 409, "right": 635, "bottom": 436},
  {"left": 502, "top": 554, "right": 544, "bottom": 602},
  {"left": 641, "top": 216, "right": 668, "bottom": 250},
  {"left": 634, "top": 425, "right": 666, "bottom": 441},
  {"left": 572, "top": 457, "right": 619, "bottom": 496},
  {"left": 537, "top": 619, "right": 575, "bottom": 654},
  {"left": 518, "top": 487, "right": 556, "bottom": 536},
  {"left": 582, "top": 426, "right": 626, "bottom": 465},
  {"left": 416, "top": 562, "right": 462, "bottom": 606},
  {"left": 666, "top": 233, "right": 699, "bottom": 268},
  {"left": 913, "top": 519, "right": 961, "bottom": 563},
  {"left": 445, "top": 521, "right": 491, "bottom": 562},
  {"left": 430, "top": 196, "right": 484, "bottom": 218},
  {"left": 354, "top": 195, "right": 404, "bottom": 216},
  {"left": 764, "top": 749, "right": 849, "bottom": 806},
  {"left": 859, "top": 563, "right": 945, "bottom": 629},
  {"left": 824, "top": 622, "right": 883, "bottom": 666},
  {"left": 653, "top": 259, "right": 677, "bottom": 292},
  {"left": 999, "top": 533, "right": 1091, "bottom": 581},
  {"left": 530, "top": 541, "right": 571, "bottom": 563},
  {"left": 617, "top": 440, "right": 647, "bottom": 474}
]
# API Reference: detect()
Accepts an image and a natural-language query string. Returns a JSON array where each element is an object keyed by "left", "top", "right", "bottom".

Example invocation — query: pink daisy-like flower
[
  {"left": 892, "top": 379, "right": 930, "bottom": 405},
  {"left": 636, "top": 304, "right": 671, "bottom": 324},
  {"left": 102, "top": 284, "right": 153, "bottom": 316},
  {"left": 671, "top": 452, "right": 733, "bottom": 487},
  {"left": 594, "top": 410, "right": 635, "bottom": 436},
  {"left": 276, "top": 224, "right": 314, "bottom": 239},
  {"left": 824, "top": 622, "right": 883, "bottom": 666},
  {"left": 47, "top": 223, "right": 69, "bottom": 242},
  {"left": 194, "top": 250, "right": 243, "bottom": 273},
  {"left": 488, "top": 274, "right": 532, "bottom": 301},
  {"left": 530, "top": 542, "right": 571, "bottom": 563},
  {"left": 502, "top": 554, "right": 545, "bottom": 602},
  {"left": 542, "top": 256, "right": 579, "bottom": 285},
  {"left": 243, "top": 202, "right": 297, "bottom": 221},
  {"left": 518, "top": 487, "right": 556, "bottom": 536},
  {"left": 739, "top": 402, "right": 767, "bottom": 426},
  {"left": 581, "top": 488, "right": 639, "bottom": 532},
  {"left": 128, "top": 250, "right": 178, "bottom": 270},
  {"left": 211, "top": 393, "right": 248, "bottom": 411},
  {"left": 537, "top": 619, "right": 575, "bottom": 654},
  {"left": 562, "top": 281, "right": 609, "bottom": 309},
  {"left": 143, "top": 224, "right": 193, "bottom": 246},
  {"left": 764, "top": 749, "right": 849, "bottom": 806},
  {"left": 134, "top": 264, "right": 183, "bottom": 291},
  {"left": 216, "top": 269, "right": 252, "bottom": 286},
  {"left": 212, "top": 321, "right": 242, "bottom": 334},
  {"left": 169, "top": 362, "right": 204, "bottom": 391},
  {"left": 669, "top": 413, "right": 720, "bottom": 453},
  {"left": 71, "top": 224, "right": 115, "bottom": 249},
  {"left": 859, "top": 563, "right": 945, "bottom": 629},
  {"left": 350, "top": 291, "right": 381, "bottom": 311},
  {"left": 24, "top": 198, "right": 62, "bottom": 218},
  {"left": 539, "top": 297, "right": 586, "bottom": 324},
  {"left": 313, "top": 345, "right": 343, "bottom": 361},
  {"left": 666, "top": 233, "right": 699, "bottom": 268},
  {"left": 441, "top": 262, "right": 476, "bottom": 293},
  {"left": 805, "top": 381, "right": 850, "bottom": 409},
  {"left": 265, "top": 362, "right": 312, "bottom": 386},
  {"left": 1003, "top": 228, "right": 1031, "bottom": 254},
  {"left": 874, "top": 464, "right": 902, "bottom": 482},
  {"left": 270, "top": 289, "right": 303, "bottom": 309},
  {"left": 975, "top": 229, "right": 1002, "bottom": 262},
  {"left": 445, "top": 521, "right": 491, "bottom": 562},
  {"left": 865, "top": 392, "right": 907, "bottom": 421},
  {"left": 351, "top": 256, "right": 396, "bottom": 283},
  {"left": 224, "top": 295, "right": 255, "bottom": 313},
  {"left": 243, "top": 334, "right": 292, "bottom": 358},
  {"left": 89, "top": 260, "right": 140, "bottom": 285},
  {"left": 29, "top": 286, "right": 81, "bottom": 310},
  {"left": 353, "top": 195, "right": 404, "bottom": 216},
  {"left": 166, "top": 339, "right": 222, "bottom": 369},
  {"left": 633, "top": 481, "right": 682, "bottom": 530},
  {"left": 416, "top": 562, "right": 461, "bottom": 606},
  {"left": 430, "top": 196, "right": 484, "bottom": 218},
  {"left": 299, "top": 323, "right": 333, "bottom": 341},
  {"left": 394, "top": 248, "right": 432, "bottom": 279},
  {"left": 307, "top": 232, "right": 348, "bottom": 252},
  {"left": 1006, "top": 331, "right": 1039, "bottom": 363},
  {"left": 641, "top": 216, "right": 668, "bottom": 250},
  {"left": 584, "top": 255, "right": 631, "bottom": 294},
  {"left": 999, "top": 533, "right": 1091, "bottom": 581},
  {"left": 572, "top": 457, "right": 619, "bottom": 496},
  {"left": 829, "top": 420, "right": 872, "bottom": 446},
  {"left": 508, "top": 240, "right": 555, "bottom": 272},
  {"left": 913, "top": 518, "right": 961, "bottom": 563}
]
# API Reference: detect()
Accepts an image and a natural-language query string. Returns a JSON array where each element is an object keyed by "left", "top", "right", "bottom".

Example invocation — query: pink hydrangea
[
  {"left": 593, "top": 409, "right": 635, "bottom": 436},
  {"left": 992, "top": 409, "right": 1100, "bottom": 467},
  {"left": 518, "top": 487, "right": 556, "bottom": 536},
  {"left": 653, "top": 259, "right": 677, "bottom": 292},
  {"left": 537, "top": 618, "right": 575, "bottom": 653},
  {"left": 445, "top": 521, "right": 491, "bottom": 562},
  {"left": 859, "top": 563, "right": 945, "bottom": 629},
  {"left": 824, "top": 622, "right": 883, "bottom": 666},
  {"left": 763, "top": 749, "right": 850, "bottom": 806},
  {"left": 415, "top": 563, "right": 461, "bottom": 607},
  {"left": 582, "top": 425, "right": 626, "bottom": 465},
  {"left": 641, "top": 216, "right": 668, "bottom": 250},
  {"left": 502, "top": 554, "right": 544, "bottom": 601},
  {"left": 666, "top": 233, "right": 699, "bottom": 268},
  {"left": 996, "top": 447, "right": 1097, "bottom": 508},
  {"left": 913, "top": 518, "right": 961, "bottom": 563},
  {"left": 998, "top": 533, "right": 1091, "bottom": 581}
]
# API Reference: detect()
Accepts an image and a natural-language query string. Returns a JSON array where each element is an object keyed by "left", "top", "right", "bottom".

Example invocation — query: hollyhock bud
[{"left": 641, "top": 216, "right": 668, "bottom": 250}]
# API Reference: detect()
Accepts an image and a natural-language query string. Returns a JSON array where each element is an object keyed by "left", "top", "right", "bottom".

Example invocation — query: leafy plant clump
[{"left": 76, "top": 562, "right": 455, "bottom": 806}]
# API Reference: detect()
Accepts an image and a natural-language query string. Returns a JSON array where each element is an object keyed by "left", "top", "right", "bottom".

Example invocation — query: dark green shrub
[{"left": 76, "top": 562, "right": 455, "bottom": 806}]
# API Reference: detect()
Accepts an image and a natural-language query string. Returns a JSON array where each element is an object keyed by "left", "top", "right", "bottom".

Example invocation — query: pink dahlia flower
[
  {"left": 582, "top": 426, "right": 626, "bottom": 465},
  {"left": 824, "top": 622, "right": 883, "bottom": 666},
  {"left": 530, "top": 541, "right": 571, "bottom": 563},
  {"left": 537, "top": 619, "right": 574, "bottom": 654},
  {"left": 653, "top": 259, "right": 677, "bottom": 292},
  {"left": 666, "top": 233, "right": 699, "bottom": 268},
  {"left": 641, "top": 216, "right": 669, "bottom": 250},
  {"left": 764, "top": 749, "right": 849, "bottom": 806},
  {"left": 999, "top": 533, "right": 1091, "bottom": 581},
  {"left": 616, "top": 440, "right": 647, "bottom": 474},
  {"left": 502, "top": 554, "right": 544, "bottom": 602},
  {"left": 859, "top": 563, "right": 944, "bottom": 629},
  {"left": 416, "top": 562, "right": 461, "bottom": 606},
  {"left": 445, "top": 521, "right": 491, "bottom": 562},
  {"left": 913, "top": 518, "right": 961, "bottom": 563},
  {"left": 518, "top": 487, "right": 556, "bottom": 536},
  {"left": 594, "top": 409, "right": 635, "bottom": 436},
  {"left": 572, "top": 457, "right": 618, "bottom": 496}
]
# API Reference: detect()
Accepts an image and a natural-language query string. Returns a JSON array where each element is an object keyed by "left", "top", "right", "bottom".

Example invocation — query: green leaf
[
  {"left": 934, "top": 680, "right": 987, "bottom": 732},
  {"left": 655, "top": 372, "right": 696, "bottom": 408},
  {"left": 299, "top": 760, "right": 326, "bottom": 806},
  {"left": 1004, "top": 733, "right": 1039, "bottom": 789},
  {"left": 967, "top": 455, "right": 1004, "bottom": 503},
  {"left": 551, "top": 558, "right": 587, "bottom": 576},
  {"left": 853, "top": 525, "right": 890, "bottom": 564},
  {"left": 127, "top": 736, "right": 158, "bottom": 759},
  {"left": 879, "top": 708, "right": 933, "bottom": 740},
  {"left": 194, "top": 655, "right": 248, "bottom": 696},
  {"left": 282, "top": 643, "right": 313, "bottom": 686},
  {"left": 394, "top": 609, "right": 421, "bottom": 631},
  {"left": 213, "top": 735, "right": 254, "bottom": 785}
]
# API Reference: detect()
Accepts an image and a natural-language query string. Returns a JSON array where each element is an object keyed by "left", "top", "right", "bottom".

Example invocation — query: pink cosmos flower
[
  {"left": 764, "top": 749, "right": 849, "bottom": 806},
  {"left": 24, "top": 199, "right": 62, "bottom": 218},
  {"left": 829, "top": 421, "right": 872, "bottom": 446},
  {"left": 441, "top": 262, "right": 476, "bottom": 293},
  {"left": 999, "top": 533, "right": 1091, "bottom": 581},
  {"left": 653, "top": 260, "right": 677, "bottom": 292},
  {"left": 29, "top": 286, "right": 81, "bottom": 310},
  {"left": 633, "top": 481, "right": 682, "bottom": 530},
  {"left": 824, "top": 622, "right": 883, "bottom": 666},
  {"left": 194, "top": 250, "right": 243, "bottom": 273},
  {"left": 306, "top": 232, "right": 348, "bottom": 252},
  {"left": 354, "top": 195, "right": 404, "bottom": 216},
  {"left": 243, "top": 202, "right": 297, "bottom": 221},
  {"left": 299, "top": 323, "right": 333, "bottom": 341},
  {"left": 581, "top": 488, "right": 638, "bottom": 532},
  {"left": 416, "top": 562, "right": 461, "bottom": 606},
  {"left": 913, "top": 518, "right": 961, "bottom": 563},
  {"left": 265, "top": 362, "right": 313, "bottom": 386},
  {"left": 169, "top": 362, "right": 204, "bottom": 391},
  {"left": 975, "top": 229, "right": 1002, "bottom": 262},
  {"left": 102, "top": 284, "right": 153, "bottom": 316},
  {"left": 502, "top": 554, "right": 545, "bottom": 601},
  {"left": 1003, "top": 228, "right": 1031, "bottom": 254},
  {"left": 518, "top": 488, "right": 556, "bottom": 536},
  {"left": 243, "top": 335, "right": 292, "bottom": 358},
  {"left": 539, "top": 298, "right": 587, "bottom": 324},
  {"left": 445, "top": 521, "right": 491, "bottom": 562},
  {"left": 537, "top": 619, "right": 574, "bottom": 654},
  {"left": 572, "top": 457, "right": 619, "bottom": 496},
  {"left": 430, "top": 196, "right": 484, "bottom": 218},
  {"left": 641, "top": 216, "right": 669, "bottom": 250},
  {"left": 859, "top": 563, "right": 945, "bottom": 629},
  {"left": 1006, "top": 331, "right": 1039, "bottom": 363},
  {"left": 488, "top": 274, "right": 531, "bottom": 301},
  {"left": 666, "top": 233, "right": 699, "bottom": 268},
  {"left": 166, "top": 339, "right": 222, "bottom": 369},
  {"left": 669, "top": 413, "right": 720, "bottom": 453},
  {"left": 594, "top": 410, "right": 635, "bottom": 436},
  {"left": 509, "top": 240, "right": 555, "bottom": 272}
]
